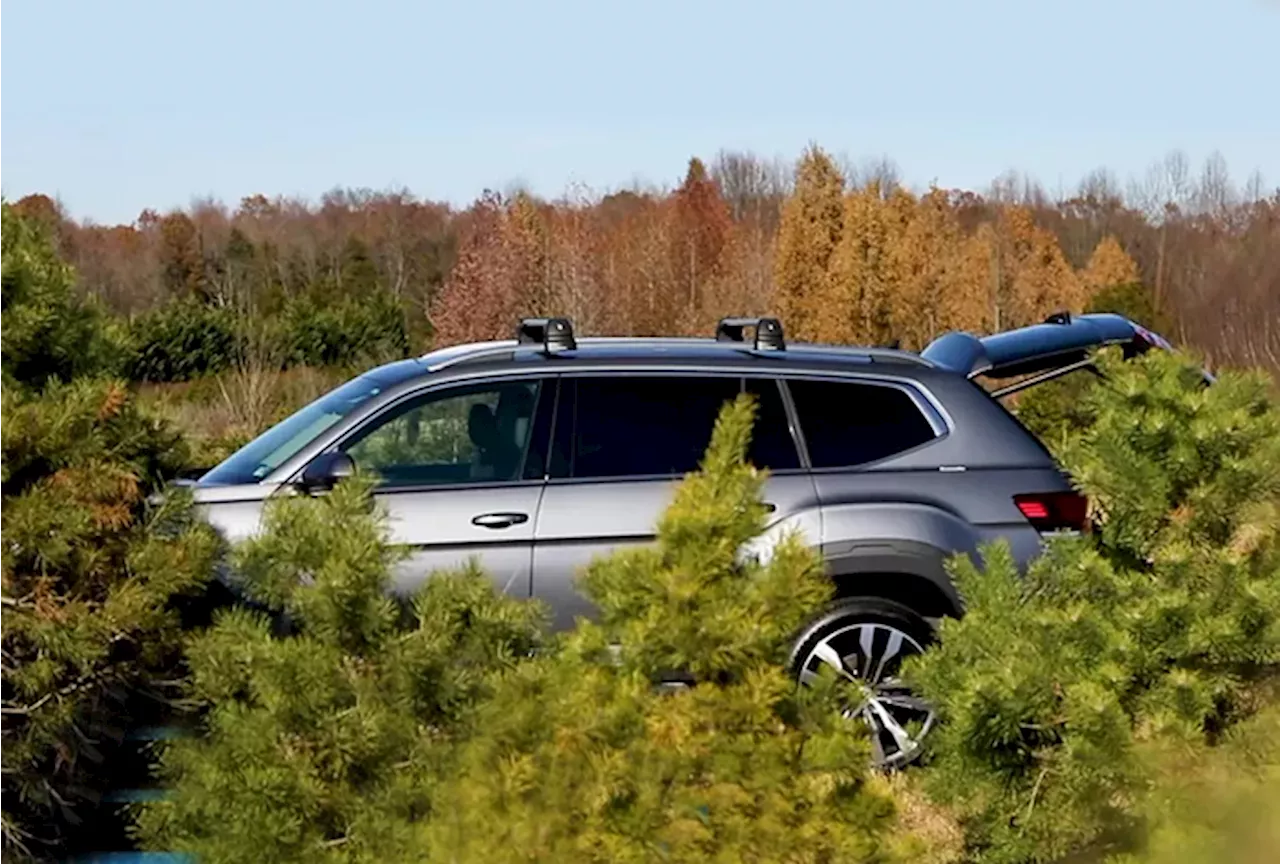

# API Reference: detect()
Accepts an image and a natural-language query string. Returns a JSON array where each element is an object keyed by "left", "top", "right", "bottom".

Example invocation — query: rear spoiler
[{"left": 921, "top": 312, "right": 1197, "bottom": 396}]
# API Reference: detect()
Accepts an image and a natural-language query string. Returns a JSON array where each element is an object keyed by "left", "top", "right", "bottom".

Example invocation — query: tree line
[{"left": 11, "top": 145, "right": 1279, "bottom": 376}]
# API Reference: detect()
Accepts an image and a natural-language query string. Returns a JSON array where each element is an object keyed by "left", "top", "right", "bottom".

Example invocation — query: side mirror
[{"left": 299, "top": 451, "right": 355, "bottom": 493}]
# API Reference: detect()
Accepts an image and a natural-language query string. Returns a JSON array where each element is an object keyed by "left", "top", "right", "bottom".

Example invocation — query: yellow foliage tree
[
  {"left": 994, "top": 207, "right": 1085, "bottom": 328},
  {"left": 1082, "top": 235, "right": 1141, "bottom": 295},
  {"left": 827, "top": 183, "right": 910, "bottom": 345},
  {"left": 773, "top": 146, "right": 844, "bottom": 341},
  {"left": 884, "top": 187, "right": 989, "bottom": 349}
]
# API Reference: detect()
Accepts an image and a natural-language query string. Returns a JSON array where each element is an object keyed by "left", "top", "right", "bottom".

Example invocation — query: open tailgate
[{"left": 921, "top": 312, "right": 1176, "bottom": 382}]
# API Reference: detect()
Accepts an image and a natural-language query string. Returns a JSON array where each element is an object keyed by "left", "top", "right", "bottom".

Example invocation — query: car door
[
  {"left": 334, "top": 374, "right": 555, "bottom": 599},
  {"left": 532, "top": 373, "right": 819, "bottom": 631}
]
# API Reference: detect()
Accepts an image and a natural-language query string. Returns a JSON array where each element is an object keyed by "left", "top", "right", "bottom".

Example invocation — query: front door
[
  {"left": 532, "top": 374, "right": 819, "bottom": 630},
  {"left": 336, "top": 375, "right": 554, "bottom": 598}
]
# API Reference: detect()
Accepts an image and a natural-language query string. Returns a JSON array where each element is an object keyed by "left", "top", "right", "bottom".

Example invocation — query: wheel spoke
[
  {"left": 876, "top": 692, "right": 932, "bottom": 714},
  {"left": 868, "top": 698, "right": 915, "bottom": 756},
  {"left": 870, "top": 629, "right": 904, "bottom": 683},
  {"left": 861, "top": 706, "right": 887, "bottom": 765},
  {"left": 809, "top": 641, "right": 861, "bottom": 685}
]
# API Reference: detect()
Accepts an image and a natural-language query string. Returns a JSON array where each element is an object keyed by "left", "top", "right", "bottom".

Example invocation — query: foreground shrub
[
  {"left": 420, "top": 394, "right": 906, "bottom": 863},
  {"left": 906, "top": 350, "right": 1280, "bottom": 863},
  {"left": 1, "top": 379, "right": 219, "bottom": 860},
  {"left": 140, "top": 395, "right": 918, "bottom": 863},
  {"left": 134, "top": 473, "right": 548, "bottom": 862},
  {"left": 1113, "top": 699, "right": 1280, "bottom": 864}
]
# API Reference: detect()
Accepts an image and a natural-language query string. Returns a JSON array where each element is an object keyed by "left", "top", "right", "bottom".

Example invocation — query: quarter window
[{"left": 787, "top": 378, "right": 939, "bottom": 468}]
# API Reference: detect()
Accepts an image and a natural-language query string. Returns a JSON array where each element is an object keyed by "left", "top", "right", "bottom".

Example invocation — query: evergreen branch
[{"left": 2, "top": 668, "right": 106, "bottom": 717}]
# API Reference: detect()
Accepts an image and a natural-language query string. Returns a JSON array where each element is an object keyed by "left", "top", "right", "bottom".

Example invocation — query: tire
[{"left": 788, "top": 597, "right": 937, "bottom": 770}]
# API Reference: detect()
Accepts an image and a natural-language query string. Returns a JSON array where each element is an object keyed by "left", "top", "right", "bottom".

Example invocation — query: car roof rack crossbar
[
  {"left": 715, "top": 316, "right": 785, "bottom": 351},
  {"left": 516, "top": 317, "right": 577, "bottom": 354}
]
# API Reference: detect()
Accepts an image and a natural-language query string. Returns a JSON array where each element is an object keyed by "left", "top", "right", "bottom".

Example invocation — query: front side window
[
  {"left": 787, "top": 378, "right": 939, "bottom": 468},
  {"left": 342, "top": 379, "right": 542, "bottom": 487}
]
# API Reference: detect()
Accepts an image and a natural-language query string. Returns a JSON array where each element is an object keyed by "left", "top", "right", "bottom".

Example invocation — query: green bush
[
  {"left": 280, "top": 290, "right": 409, "bottom": 368},
  {"left": 1, "top": 379, "right": 219, "bottom": 860},
  {"left": 1, "top": 202, "right": 127, "bottom": 389},
  {"left": 139, "top": 395, "right": 916, "bottom": 863},
  {"left": 424, "top": 394, "right": 903, "bottom": 863},
  {"left": 905, "top": 350, "right": 1280, "bottom": 864},
  {"left": 124, "top": 298, "right": 243, "bottom": 382},
  {"left": 133, "top": 472, "right": 548, "bottom": 863}
]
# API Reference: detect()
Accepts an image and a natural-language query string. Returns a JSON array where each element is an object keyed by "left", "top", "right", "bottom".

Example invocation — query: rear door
[
  {"left": 334, "top": 374, "right": 555, "bottom": 598},
  {"left": 531, "top": 373, "right": 819, "bottom": 630}
]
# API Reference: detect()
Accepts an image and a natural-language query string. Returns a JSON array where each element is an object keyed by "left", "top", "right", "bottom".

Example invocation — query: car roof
[
  {"left": 411, "top": 336, "right": 934, "bottom": 376},
  {"left": 363, "top": 311, "right": 1175, "bottom": 390}
]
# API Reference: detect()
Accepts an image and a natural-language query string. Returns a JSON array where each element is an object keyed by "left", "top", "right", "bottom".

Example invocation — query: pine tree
[
  {"left": 2, "top": 205, "right": 219, "bottom": 859},
  {"left": 2, "top": 379, "right": 219, "bottom": 860},
  {"left": 773, "top": 146, "right": 844, "bottom": 341},
  {"left": 2, "top": 203, "right": 126, "bottom": 389},
  {"left": 905, "top": 349, "right": 1280, "bottom": 864},
  {"left": 421, "top": 394, "right": 908, "bottom": 863},
  {"left": 134, "top": 474, "right": 548, "bottom": 862}
]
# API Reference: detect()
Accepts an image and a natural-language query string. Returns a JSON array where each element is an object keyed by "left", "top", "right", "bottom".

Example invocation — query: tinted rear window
[
  {"left": 570, "top": 376, "right": 740, "bottom": 478},
  {"left": 565, "top": 375, "right": 800, "bottom": 478},
  {"left": 788, "top": 378, "right": 938, "bottom": 468}
]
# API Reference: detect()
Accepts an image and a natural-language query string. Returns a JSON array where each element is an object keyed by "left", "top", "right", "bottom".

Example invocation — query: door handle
[{"left": 471, "top": 512, "right": 530, "bottom": 530}]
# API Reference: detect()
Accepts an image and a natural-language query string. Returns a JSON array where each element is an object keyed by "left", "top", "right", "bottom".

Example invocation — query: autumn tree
[
  {"left": 1081, "top": 234, "right": 1140, "bottom": 296},
  {"left": 431, "top": 192, "right": 552, "bottom": 346},
  {"left": 669, "top": 157, "right": 734, "bottom": 326},
  {"left": 773, "top": 146, "right": 844, "bottom": 341},
  {"left": 156, "top": 212, "right": 207, "bottom": 301},
  {"left": 885, "top": 188, "right": 986, "bottom": 349},
  {"left": 827, "top": 182, "right": 909, "bottom": 345}
]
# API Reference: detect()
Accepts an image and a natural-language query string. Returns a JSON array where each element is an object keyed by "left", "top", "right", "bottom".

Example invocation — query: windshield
[{"left": 199, "top": 375, "right": 385, "bottom": 485}]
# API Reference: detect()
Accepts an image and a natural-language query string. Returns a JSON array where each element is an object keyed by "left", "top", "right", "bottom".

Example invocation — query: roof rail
[
  {"left": 715, "top": 316, "right": 785, "bottom": 351},
  {"left": 517, "top": 317, "right": 576, "bottom": 353}
]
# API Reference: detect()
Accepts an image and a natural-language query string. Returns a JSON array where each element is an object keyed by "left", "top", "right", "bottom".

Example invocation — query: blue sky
[{"left": 3, "top": 0, "right": 1278, "bottom": 225}]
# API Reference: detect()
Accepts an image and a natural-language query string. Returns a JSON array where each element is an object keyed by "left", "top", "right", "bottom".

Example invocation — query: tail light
[{"left": 1014, "top": 491, "right": 1090, "bottom": 533}]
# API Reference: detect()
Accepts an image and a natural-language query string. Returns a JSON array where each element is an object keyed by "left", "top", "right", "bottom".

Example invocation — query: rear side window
[
  {"left": 569, "top": 376, "right": 741, "bottom": 478},
  {"left": 562, "top": 375, "right": 801, "bottom": 479},
  {"left": 787, "top": 378, "right": 939, "bottom": 468}
]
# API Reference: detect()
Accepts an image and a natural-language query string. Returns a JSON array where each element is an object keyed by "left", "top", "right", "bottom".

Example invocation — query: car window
[
  {"left": 745, "top": 378, "right": 801, "bottom": 470},
  {"left": 569, "top": 376, "right": 741, "bottom": 479},
  {"left": 787, "top": 378, "right": 938, "bottom": 468},
  {"left": 200, "top": 373, "right": 385, "bottom": 485},
  {"left": 342, "top": 380, "right": 541, "bottom": 486},
  {"left": 563, "top": 375, "right": 801, "bottom": 479}
]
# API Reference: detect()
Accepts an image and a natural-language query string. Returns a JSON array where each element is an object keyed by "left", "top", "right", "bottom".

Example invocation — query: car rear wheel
[{"left": 789, "top": 597, "right": 937, "bottom": 770}]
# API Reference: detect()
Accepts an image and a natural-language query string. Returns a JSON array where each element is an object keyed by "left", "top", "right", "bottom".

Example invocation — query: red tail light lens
[{"left": 1014, "top": 491, "right": 1089, "bottom": 533}]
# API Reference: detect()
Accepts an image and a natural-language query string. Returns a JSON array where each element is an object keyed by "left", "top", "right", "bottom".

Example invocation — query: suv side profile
[{"left": 191, "top": 313, "right": 1175, "bottom": 767}]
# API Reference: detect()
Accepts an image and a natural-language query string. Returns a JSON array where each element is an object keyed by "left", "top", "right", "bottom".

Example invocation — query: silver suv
[{"left": 191, "top": 313, "right": 1174, "bottom": 766}]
